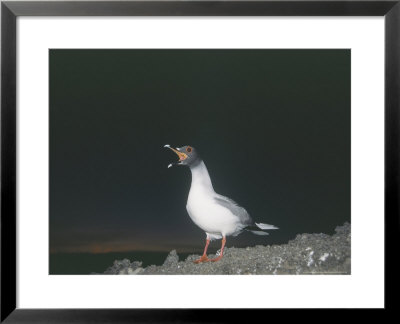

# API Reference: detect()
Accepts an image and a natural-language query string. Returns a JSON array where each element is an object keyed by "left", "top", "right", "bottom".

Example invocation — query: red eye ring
[{"left": 186, "top": 147, "right": 192, "bottom": 153}]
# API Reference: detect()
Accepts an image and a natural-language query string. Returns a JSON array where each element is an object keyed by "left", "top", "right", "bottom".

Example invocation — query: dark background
[{"left": 49, "top": 49, "right": 350, "bottom": 274}]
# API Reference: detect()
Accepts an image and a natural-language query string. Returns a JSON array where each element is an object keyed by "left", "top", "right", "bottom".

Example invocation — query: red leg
[
  {"left": 193, "top": 238, "right": 211, "bottom": 263},
  {"left": 210, "top": 237, "right": 226, "bottom": 262}
]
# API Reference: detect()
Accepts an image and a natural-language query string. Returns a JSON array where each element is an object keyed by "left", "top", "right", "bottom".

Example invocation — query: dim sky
[{"left": 50, "top": 49, "right": 350, "bottom": 255}]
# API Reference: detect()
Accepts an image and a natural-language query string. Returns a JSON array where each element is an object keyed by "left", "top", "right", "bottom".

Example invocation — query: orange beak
[{"left": 165, "top": 145, "right": 188, "bottom": 161}]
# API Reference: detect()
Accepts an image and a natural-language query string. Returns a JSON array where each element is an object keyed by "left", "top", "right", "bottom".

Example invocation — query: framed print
[{"left": 1, "top": 0, "right": 399, "bottom": 321}]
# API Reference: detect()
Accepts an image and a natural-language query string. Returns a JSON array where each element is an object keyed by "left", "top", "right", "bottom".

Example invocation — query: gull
[{"left": 164, "top": 144, "right": 278, "bottom": 263}]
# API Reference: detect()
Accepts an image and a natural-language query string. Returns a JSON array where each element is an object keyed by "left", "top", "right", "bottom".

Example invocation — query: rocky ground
[{"left": 104, "top": 222, "right": 351, "bottom": 275}]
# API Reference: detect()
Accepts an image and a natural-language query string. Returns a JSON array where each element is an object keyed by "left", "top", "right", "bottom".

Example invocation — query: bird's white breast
[{"left": 186, "top": 162, "right": 239, "bottom": 237}]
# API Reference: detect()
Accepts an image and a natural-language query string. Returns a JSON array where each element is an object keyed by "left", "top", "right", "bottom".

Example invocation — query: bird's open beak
[{"left": 164, "top": 144, "right": 188, "bottom": 168}]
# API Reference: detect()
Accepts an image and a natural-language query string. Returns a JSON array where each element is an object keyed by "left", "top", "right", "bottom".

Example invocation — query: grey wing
[{"left": 213, "top": 194, "right": 253, "bottom": 226}]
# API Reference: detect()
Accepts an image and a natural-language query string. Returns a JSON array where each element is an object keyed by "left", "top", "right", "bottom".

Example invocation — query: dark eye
[{"left": 186, "top": 147, "right": 192, "bottom": 153}]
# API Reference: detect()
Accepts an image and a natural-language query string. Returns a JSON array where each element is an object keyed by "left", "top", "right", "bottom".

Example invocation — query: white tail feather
[
  {"left": 255, "top": 223, "right": 279, "bottom": 230},
  {"left": 249, "top": 230, "right": 269, "bottom": 236}
]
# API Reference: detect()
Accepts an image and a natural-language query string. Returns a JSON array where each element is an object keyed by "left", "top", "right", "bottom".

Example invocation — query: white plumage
[
  {"left": 165, "top": 144, "right": 278, "bottom": 263},
  {"left": 187, "top": 161, "right": 247, "bottom": 240}
]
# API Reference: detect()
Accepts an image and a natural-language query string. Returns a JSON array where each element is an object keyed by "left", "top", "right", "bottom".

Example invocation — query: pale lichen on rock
[{"left": 104, "top": 222, "right": 351, "bottom": 275}]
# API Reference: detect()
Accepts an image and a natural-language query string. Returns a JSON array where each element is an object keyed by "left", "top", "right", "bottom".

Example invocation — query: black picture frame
[{"left": 1, "top": 0, "right": 398, "bottom": 321}]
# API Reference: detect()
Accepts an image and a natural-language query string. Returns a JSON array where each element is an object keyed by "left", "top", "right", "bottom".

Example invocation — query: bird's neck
[{"left": 189, "top": 161, "right": 215, "bottom": 194}]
